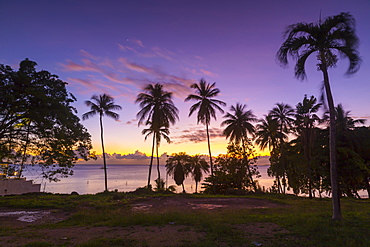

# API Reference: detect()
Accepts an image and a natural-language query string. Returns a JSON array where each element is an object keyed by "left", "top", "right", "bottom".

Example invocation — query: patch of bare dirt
[{"left": 131, "top": 196, "right": 281, "bottom": 212}]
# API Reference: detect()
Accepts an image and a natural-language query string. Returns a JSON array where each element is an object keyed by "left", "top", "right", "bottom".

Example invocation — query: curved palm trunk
[
  {"left": 100, "top": 114, "right": 108, "bottom": 192},
  {"left": 206, "top": 123, "right": 215, "bottom": 194},
  {"left": 321, "top": 61, "right": 341, "bottom": 220},
  {"left": 147, "top": 132, "right": 156, "bottom": 190}
]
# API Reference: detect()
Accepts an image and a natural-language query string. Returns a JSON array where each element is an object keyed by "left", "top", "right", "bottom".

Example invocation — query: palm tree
[
  {"left": 269, "top": 103, "right": 295, "bottom": 193},
  {"left": 188, "top": 155, "right": 209, "bottom": 193},
  {"left": 255, "top": 115, "right": 287, "bottom": 193},
  {"left": 142, "top": 122, "right": 171, "bottom": 184},
  {"left": 295, "top": 95, "right": 322, "bottom": 198},
  {"left": 185, "top": 79, "right": 226, "bottom": 194},
  {"left": 136, "top": 83, "right": 178, "bottom": 189},
  {"left": 221, "top": 103, "right": 258, "bottom": 191},
  {"left": 277, "top": 12, "right": 361, "bottom": 220},
  {"left": 82, "top": 94, "right": 122, "bottom": 192},
  {"left": 166, "top": 152, "right": 191, "bottom": 193},
  {"left": 269, "top": 103, "right": 295, "bottom": 134}
]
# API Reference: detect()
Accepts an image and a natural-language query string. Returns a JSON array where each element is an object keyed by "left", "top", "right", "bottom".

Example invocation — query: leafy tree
[
  {"left": 188, "top": 155, "right": 209, "bottom": 193},
  {"left": 0, "top": 59, "right": 93, "bottom": 181},
  {"left": 221, "top": 103, "right": 258, "bottom": 191},
  {"left": 82, "top": 94, "right": 122, "bottom": 192},
  {"left": 203, "top": 143, "right": 259, "bottom": 194},
  {"left": 277, "top": 12, "right": 361, "bottom": 220},
  {"left": 166, "top": 152, "right": 191, "bottom": 193},
  {"left": 136, "top": 83, "right": 178, "bottom": 189},
  {"left": 185, "top": 79, "right": 226, "bottom": 194}
]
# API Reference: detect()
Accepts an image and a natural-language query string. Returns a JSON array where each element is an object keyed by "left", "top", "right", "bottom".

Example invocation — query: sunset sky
[{"left": 1, "top": 0, "right": 369, "bottom": 164}]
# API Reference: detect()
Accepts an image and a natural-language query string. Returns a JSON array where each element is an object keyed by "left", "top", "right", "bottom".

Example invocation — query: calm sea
[
  {"left": 22, "top": 164, "right": 368, "bottom": 198},
  {"left": 23, "top": 164, "right": 274, "bottom": 194}
]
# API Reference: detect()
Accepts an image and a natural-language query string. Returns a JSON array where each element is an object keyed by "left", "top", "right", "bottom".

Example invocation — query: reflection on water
[{"left": 23, "top": 164, "right": 273, "bottom": 195}]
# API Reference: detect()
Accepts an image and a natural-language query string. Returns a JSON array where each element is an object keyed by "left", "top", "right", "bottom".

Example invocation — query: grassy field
[{"left": 0, "top": 192, "right": 369, "bottom": 247}]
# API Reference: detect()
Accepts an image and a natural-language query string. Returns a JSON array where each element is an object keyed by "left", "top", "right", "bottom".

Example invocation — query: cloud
[
  {"left": 200, "top": 69, "right": 219, "bottom": 78},
  {"left": 173, "top": 126, "right": 225, "bottom": 144},
  {"left": 112, "top": 150, "right": 150, "bottom": 160},
  {"left": 61, "top": 41, "right": 203, "bottom": 99}
]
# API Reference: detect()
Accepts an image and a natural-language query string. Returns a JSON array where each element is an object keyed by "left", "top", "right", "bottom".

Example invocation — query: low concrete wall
[{"left": 0, "top": 178, "right": 41, "bottom": 196}]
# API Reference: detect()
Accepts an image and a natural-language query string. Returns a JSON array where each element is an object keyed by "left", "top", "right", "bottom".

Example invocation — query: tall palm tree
[
  {"left": 82, "top": 94, "right": 122, "bottom": 192},
  {"left": 185, "top": 79, "right": 226, "bottom": 194},
  {"left": 136, "top": 83, "right": 178, "bottom": 189},
  {"left": 277, "top": 12, "right": 361, "bottom": 220},
  {"left": 255, "top": 115, "right": 287, "bottom": 193},
  {"left": 188, "top": 155, "right": 209, "bottom": 193},
  {"left": 142, "top": 122, "right": 171, "bottom": 184},
  {"left": 221, "top": 103, "right": 258, "bottom": 191}
]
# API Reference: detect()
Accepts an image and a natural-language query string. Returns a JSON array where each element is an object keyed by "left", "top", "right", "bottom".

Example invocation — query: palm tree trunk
[
  {"left": 156, "top": 139, "right": 160, "bottom": 182},
  {"left": 147, "top": 132, "right": 155, "bottom": 190},
  {"left": 206, "top": 124, "right": 215, "bottom": 194},
  {"left": 182, "top": 183, "right": 185, "bottom": 193},
  {"left": 100, "top": 114, "right": 108, "bottom": 192},
  {"left": 321, "top": 62, "right": 341, "bottom": 220},
  {"left": 195, "top": 181, "right": 198, "bottom": 193}
]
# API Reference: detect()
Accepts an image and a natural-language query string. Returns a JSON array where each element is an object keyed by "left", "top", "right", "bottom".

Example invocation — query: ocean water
[{"left": 23, "top": 164, "right": 274, "bottom": 194}]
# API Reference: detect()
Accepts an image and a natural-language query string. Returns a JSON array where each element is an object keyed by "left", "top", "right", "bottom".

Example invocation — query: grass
[{"left": 0, "top": 192, "right": 369, "bottom": 246}]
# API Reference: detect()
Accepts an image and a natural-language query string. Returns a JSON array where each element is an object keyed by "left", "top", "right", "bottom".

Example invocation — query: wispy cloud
[
  {"left": 172, "top": 126, "right": 224, "bottom": 144},
  {"left": 61, "top": 47, "right": 196, "bottom": 99}
]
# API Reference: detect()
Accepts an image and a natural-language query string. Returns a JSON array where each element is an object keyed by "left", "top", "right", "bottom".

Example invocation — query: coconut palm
[
  {"left": 221, "top": 103, "right": 258, "bottom": 191},
  {"left": 188, "top": 155, "right": 209, "bottom": 193},
  {"left": 295, "top": 95, "right": 322, "bottom": 198},
  {"left": 269, "top": 103, "right": 295, "bottom": 193},
  {"left": 255, "top": 115, "right": 287, "bottom": 193},
  {"left": 136, "top": 83, "right": 178, "bottom": 189},
  {"left": 277, "top": 12, "right": 361, "bottom": 220},
  {"left": 269, "top": 103, "right": 295, "bottom": 134},
  {"left": 142, "top": 122, "right": 171, "bottom": 184},
  {"left": 82, "top": 94, "right": 122, "bottom": 192},
  {"left": 185, "top": 79, "right": 226, "bottom": 194},
  {"left": 166, "top": 152, "right": 191, "bottom": 193}
]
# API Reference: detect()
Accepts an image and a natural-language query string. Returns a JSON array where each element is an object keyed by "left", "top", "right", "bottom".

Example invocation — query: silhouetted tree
[
  {"left": 188, "top": 155, "right": 209, "bottom": 193},
  {"left": 166, "top": 152, "right": 191, "bottom": 193},
  {"left": 221, "top": 103, "right": 258, "bottom": 191},
  {"left": 0, "top": 59, "right": 93, "bottom": 181},
  {"left": 255, "top": 115, "right": 287, "bottom": 193},
  {"left": 83, "top": 94, "right": 122, "bottom": 192},
  {"left": 185, "top": 79, "right": 226, "bottom": 193},
  {"left": 136, "top": 83, "right": 178, "bottom": 189},
  {"left": 277, "top": 12, "right": 361, "bottom": 220}
]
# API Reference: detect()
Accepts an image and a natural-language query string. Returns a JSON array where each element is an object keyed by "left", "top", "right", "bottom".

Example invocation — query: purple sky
[{"left": 1, "top": 0, "right": 369, "bottom": 162}]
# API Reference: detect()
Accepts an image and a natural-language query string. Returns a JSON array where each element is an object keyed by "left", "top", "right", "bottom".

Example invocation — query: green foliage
[
  {"left": 203, "top": 143, "right": 260, "bottom": 194},
  {"left": 0, "top": 59, "right": 93, "bottom": 181}
]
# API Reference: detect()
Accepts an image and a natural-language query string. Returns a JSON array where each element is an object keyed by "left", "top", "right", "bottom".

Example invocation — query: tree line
[{"left": 1, "top": 12, "right": 366, "bottom": 221}]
